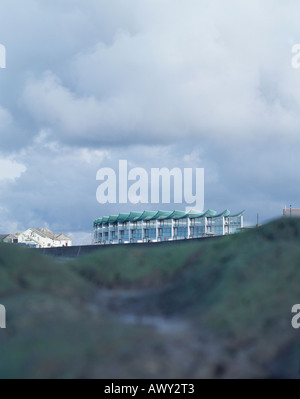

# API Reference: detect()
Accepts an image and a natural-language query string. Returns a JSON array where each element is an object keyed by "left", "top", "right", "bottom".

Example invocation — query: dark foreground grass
[{"left": 1, "top": 217, "right": 300, "bottom": 378}]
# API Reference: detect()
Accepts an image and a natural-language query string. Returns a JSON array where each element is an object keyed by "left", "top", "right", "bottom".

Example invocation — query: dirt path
[{"left": 86, "top": 287, "right": 267, "bottom": 378}]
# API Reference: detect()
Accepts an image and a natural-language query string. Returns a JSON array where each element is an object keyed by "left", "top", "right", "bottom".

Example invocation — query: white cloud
[
  {"left": 22, "top": 71, "right": 144, "bottom": 145},
  {"left": 0, "top": 158, "right": 26, "bottom": 181},
  {"left": 18, "top": 0, "right": 300, "bottom": 148}
]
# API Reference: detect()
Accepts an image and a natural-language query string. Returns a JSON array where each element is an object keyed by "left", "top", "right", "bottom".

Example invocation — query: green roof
[
  {"left": 150, "top": 210, "right": 173, "bottom": 220},
  {"left": 213, "top": 209, "right": 231, "bottom": 217},
  {"left": 94, "top": 209, "right": 245, "bottom": 225},
  {"left": 117, "top": 213, "right": 130, "bottom": 222},
  {"left": 229, "top": 209, "right": 246, "bottom": 217},
  {"left": 187, "top": 210, "right": 206, "bottom": 219},
  {"left": 168, "top": 210, "right": 188, "bottom": 219},
  {"left": 108, "top": 215, "right": 118, "bottom": 223},
  {"left": 102, "top": 216, "right": 109, "bottom": 225},
  {"left": 137, "top": 210, "right": 158, "bottom": 221},
  {"left": 204, "top": 209, "right": 218, "bottom": 217},
  {"left": 125, "top": 211, "right": 144, "bottom": 222}
]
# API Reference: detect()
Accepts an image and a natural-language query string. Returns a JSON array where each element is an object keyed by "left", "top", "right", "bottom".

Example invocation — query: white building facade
[
  {"left": 7, "top": 228, "right": 72, "bottom": 248},
  {"left": 93, "top": 209, "right": 244, "bottom": 245}
]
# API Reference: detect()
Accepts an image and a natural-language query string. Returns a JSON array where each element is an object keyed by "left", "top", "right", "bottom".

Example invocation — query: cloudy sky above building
[{"left": 1, "top": 0, "right": 300, "bottom": 244}]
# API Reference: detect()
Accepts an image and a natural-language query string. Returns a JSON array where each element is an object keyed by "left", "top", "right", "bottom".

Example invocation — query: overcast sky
[{"left": 1, "top": 0, "right": 300, "bottom": 244}]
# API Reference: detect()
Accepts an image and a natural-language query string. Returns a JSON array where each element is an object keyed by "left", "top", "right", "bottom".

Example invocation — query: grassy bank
[{"left": 0, "top": 217, "right": 300, "bottom": 378}]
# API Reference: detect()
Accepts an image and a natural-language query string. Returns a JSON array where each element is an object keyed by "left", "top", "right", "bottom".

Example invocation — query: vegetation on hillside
[{"left": 0, "top": 217, "right": 300, "bottom": 378}]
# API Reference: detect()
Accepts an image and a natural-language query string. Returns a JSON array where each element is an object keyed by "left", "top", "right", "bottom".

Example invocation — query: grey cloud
[
  {"left": 0, "top": 0, "right": 300, "bottom": 236},
  {"left": 17, "top": 0, "right": 300, "bottom": 149}
]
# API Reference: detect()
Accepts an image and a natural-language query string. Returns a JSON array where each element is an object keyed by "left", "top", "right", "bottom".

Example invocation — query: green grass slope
[{"left": 1, "top": 217, "right": 300, "bottom": 378}]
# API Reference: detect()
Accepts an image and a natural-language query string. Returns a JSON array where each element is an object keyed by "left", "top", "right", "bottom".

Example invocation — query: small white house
[
  {"left": 17, "top": 228, "right": 72, "bottom": 248},
  {"left": 53, "top": 234, "right": 72, "bottom": 247},
  {"left": 1, "top": 233, "right": 19, "bottom": 244}
]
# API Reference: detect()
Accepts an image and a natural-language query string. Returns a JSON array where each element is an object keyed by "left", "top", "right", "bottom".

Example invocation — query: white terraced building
[
  {"left": 2, "top": 228, "right": 72, "bottom": 248},
  {"left": 93, "top": 209, "right": 244, "bottom": 245}
]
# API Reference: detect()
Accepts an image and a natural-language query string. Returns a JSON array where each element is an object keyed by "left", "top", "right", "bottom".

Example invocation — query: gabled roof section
[
  {"left": 25, "top": 228, "right": 53, "bottom": 239},
  {"left": 228, "top": 210, "right": 246, "bottom": 217},
  {"left": 186, "top": 209, "right": 206, "bottom": 219},
  {"left": 166, "top": 210, "right": 187, "bottom": 219},
  {"left": 37, "top": 228, "right": 55, "bottom": 239},
  {"left": 101, "top": 216, "right": 109, "bottom": 225},
  {"left": 54, "top": 234, "right": 72, "bottom": 241},
  {"left": 125, "top": 211, "right": 144, "bottom": 222},
  {"left": 204, "top": 209, "right": 218, "bottom": 217},
  {"left": 94, "top": 218, "right": 102, "bottom": 226},
  {"left": 150, "top": 210, "right": 173, "bottom": 220},
  {"left": 137, "top": 210, "right": 158, "bottom": 221},
  {"left": 117, "top": 213, "right": 130, "bottom": 222},
  {"left": 214, "top": 209, "right": 231, "bottom": 217}
]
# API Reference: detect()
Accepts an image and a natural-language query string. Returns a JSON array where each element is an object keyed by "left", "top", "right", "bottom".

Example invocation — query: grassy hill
[{"left": 0, "top": 217, "right": 300, "bottom": 378}]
